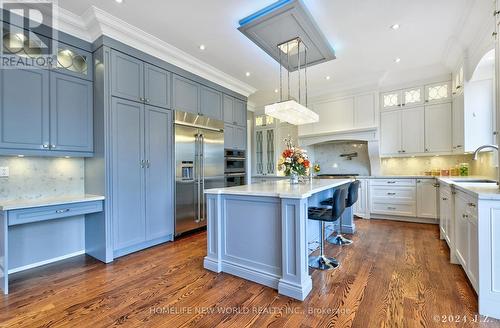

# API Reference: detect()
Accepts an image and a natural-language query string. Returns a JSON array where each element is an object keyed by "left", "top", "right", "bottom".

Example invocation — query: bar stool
[
  {"left": 321, "top": 180, "right": 360, "bottom": 246},
  {"left": 308, "top": 187, "right": 348, "bottom": 270}
]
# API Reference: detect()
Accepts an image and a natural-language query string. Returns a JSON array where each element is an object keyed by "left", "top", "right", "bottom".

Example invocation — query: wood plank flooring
[{"left": 1, "top": 219, "right": 499, "bottom": 328}]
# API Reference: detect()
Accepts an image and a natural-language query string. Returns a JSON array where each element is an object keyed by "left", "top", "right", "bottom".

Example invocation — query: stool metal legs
[
  {"left": 327, "top": 212, "right": 353, "bottom": 246},
  {"left": 309, "top": 222, "right": 339, "bottom": 270}
]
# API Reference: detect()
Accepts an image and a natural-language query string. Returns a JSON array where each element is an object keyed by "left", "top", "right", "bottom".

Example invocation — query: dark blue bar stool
[
  {"left": 321, "top": 180, "right": 360, "bottom": 246},
  {"left": 308, "top": 187, "right": 347, "bottom": 270}
]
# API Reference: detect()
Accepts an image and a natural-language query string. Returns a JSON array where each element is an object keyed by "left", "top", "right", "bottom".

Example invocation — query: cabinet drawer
[
  {"left": 371, "top": 186, "right": 416, "bottom": 201},
  {"left": 371, "top": 202, "right": 416, "bottom": 217},
  {"left": 8, "top": 201, "right": 103, "bottom": 226},
  {"left": 371, "top": 179, "right": 416, "bottom": 186}
]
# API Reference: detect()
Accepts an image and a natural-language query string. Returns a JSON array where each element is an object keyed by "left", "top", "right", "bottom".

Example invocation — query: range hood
[
  {"left": 299, "top": 128, "right": 381, "bottom": 175},
  {"left": 238, "top": 0, "right": 335, "bottom": 71}
]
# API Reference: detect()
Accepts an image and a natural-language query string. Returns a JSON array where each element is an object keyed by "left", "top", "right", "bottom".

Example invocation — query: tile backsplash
[
  {"left": 309, "top": 141, "right": 371, "bottom": 175},
  {"left": 380, "top": 152, "right": 498, "bottom": 180},
  {"left": 0, "top": 156, "right": 84, "bottom": 201}
]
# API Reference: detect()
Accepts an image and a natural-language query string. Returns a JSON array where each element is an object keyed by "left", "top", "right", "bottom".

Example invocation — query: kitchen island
[{"left": 203, "top": 179, "right": 353, "bottom": 301}]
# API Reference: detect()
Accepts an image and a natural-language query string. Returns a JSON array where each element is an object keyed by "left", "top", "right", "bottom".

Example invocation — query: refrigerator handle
[
  {"left": 195, "top": 133, "right": 201, "bottom": 223},
  {"left": 200, "top": 133, "right": 206, "bottom": 222}
]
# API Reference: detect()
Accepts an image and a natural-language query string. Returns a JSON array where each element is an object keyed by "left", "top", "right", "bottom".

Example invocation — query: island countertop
[{"left": 204, "top": 178, "right": 353, "bottom": 199}]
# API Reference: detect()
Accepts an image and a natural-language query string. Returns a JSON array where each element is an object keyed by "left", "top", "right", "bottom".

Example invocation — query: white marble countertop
[
  {"left": 357, "top": 175, "right": 435, "bottom": 179},
  {"left": 205, "top": 179, "right": 353, "bottom": 199},
  {"left": 438, "top": 177, "right": 500, "bottom": 200},
  {"left": 0, "top": 194, "right": 105, "bottom": 211}
]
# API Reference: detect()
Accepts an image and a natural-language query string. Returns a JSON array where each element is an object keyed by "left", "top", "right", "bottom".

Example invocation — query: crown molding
[{"left": 55, "top": 6, "right": 257, "bottom": 97}]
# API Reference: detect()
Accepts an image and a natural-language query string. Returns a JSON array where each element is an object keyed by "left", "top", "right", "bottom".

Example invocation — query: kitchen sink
[{"left": 450, "top": 179, "right": 498, "bottom": 184}]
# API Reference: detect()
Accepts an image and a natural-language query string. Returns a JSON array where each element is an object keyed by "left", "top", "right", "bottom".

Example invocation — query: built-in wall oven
[{"left": 224, "top": 149, "right": 246, "bottom": 186}]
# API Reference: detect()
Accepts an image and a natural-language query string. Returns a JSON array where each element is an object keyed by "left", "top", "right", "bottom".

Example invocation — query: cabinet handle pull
[
  {"left": 468, "top": 202, "right": 476, "bottom": 208},
  {"left": 140, "top": 160, "right": 145, "bottom": 168},
  {"left": 387, "top": 192, "right": 396, "bottom": 195},
  {"left": 56, "top": 208, "right": 70, "bottom": 214},
  {"left": 494, "top": 10, "right": 500, "bottom": 16},
  {"left": 387, "top": 207, "right": 396, "bottom": 210},
  {"left": 387, "top": 181, "right": 396, "bottom": 184},
  {"left": 146, "top": 160, "right": 151, "bottom": 168},
  {"left": 433, "top": 183, "right": 440, "bottom": 188}
]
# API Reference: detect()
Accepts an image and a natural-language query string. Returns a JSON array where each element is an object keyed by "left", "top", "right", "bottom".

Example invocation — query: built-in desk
[{"left": 0, "top": 195, "right": 105, "bottom": 294}]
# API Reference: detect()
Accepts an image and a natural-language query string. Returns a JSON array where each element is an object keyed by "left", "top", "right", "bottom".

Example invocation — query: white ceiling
[{"left": 59, "top": 0, "right": 483, "bottom": 106}]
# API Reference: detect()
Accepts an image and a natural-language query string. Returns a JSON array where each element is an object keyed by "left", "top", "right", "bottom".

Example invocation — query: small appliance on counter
[{"left": 224, "top": 149, "right": 246, "bottom": 187}]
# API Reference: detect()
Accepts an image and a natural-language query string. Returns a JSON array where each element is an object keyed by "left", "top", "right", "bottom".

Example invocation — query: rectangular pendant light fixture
[{"left": 265, "top": 100, "right": 319, "bottom": 125}]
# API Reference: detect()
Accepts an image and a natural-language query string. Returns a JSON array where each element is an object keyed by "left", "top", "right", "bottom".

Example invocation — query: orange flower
[{"left": 303, "top": 160, "right": 310, "bottom": 168}]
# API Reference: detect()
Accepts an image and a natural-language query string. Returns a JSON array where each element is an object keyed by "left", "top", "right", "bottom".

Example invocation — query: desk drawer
[
  {"left": 371, "top": 202, "right": 416, "bottom": 217},
  {"left": 371, "top": 179, "right": 416, "bottom": 187},
  {"left": 371, "top": 186, "right": 416, "bottom": 201},
  {"left": 8, "top": 201, "right": 103, "bottom": 226}
]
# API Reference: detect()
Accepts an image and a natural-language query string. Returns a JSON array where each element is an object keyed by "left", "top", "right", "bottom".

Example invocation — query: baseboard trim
[
  {"left": 8, "top": 250, "right": 86, "bottom": 274},
  {"left": 370, "top": 215, "right": 438, "bottom": 225},
  {"left": 113, "top": 234, "right": 174, "bottom": 258}
]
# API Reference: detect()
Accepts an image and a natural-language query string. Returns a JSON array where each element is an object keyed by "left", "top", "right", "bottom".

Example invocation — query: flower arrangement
[{"left": 277, "top": 137, "right": 310, "bottom": 176}]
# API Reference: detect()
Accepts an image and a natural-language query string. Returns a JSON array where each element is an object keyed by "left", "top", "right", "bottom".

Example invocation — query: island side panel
[
  {"left": 278, "top": 197, "right": 312, "bottom": 301},
  {"left": 0, "top": 211, "right": 7, "bottom": 294},
  {"left": 220, "top": 195, "right": 282, "bottom": 288},
  {"left": 204, "top": 194, "right": 222, "bottom": 272}
]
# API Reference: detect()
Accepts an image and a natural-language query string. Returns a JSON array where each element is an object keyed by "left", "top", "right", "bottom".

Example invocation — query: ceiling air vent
[{"left": 238, "top": 0, "right": 335, "bottom": 72}]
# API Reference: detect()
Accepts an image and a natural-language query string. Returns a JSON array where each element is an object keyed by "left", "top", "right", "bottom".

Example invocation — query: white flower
[{"left": 285, "top": 158, "right": 292, "bottom": 163}]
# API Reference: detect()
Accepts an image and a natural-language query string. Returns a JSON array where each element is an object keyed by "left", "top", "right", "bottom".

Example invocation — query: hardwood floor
[{"left": 1, "top": 219, "right": 499, "bottom": 328}]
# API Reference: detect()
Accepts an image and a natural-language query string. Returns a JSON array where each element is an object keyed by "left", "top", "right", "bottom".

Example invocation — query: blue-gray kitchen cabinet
[
  {"left": 111, "top": 50, "right": 145, "bottom": 103},
  {"left": 50, "top": 72, "right": 93, "bottom": 153},
  {"left": 200, "top": 86, "right": 222, "bottom": 120},
  {"left": 172, "top": 74, "right": 199, "bottom": 115},
  {"left": 223, "top": 95, "right": 246, "bottom": 126},
  {"left": 145, "top": 64, "right": 171, "bottom": 109},
  {"left": 145, "top": 106, "right": 174, "bottom": 240},
  {"left": 233, "top": 99, "right": 247, "bottom": 126},
  {"left": 54, "top": 42, "right": 93, "bottom": 81},
  {"left": 224, "top": 123, "right": 246, "bottom": 150},
  {"left": 0, "top": 68, "right": 50, "bottom": 152},
  {"left": 110, "top": 97, "right": 146, "bottom": 251},
  {"left": 111, "top": 50, "right": 171, "bottom": 109},
  {"left": 110, "top": 97, "right": 174, "bottom": 256}
]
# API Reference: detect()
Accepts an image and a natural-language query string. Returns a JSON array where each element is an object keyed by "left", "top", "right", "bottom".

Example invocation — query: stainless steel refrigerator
[{"left": 174, "top": 111, "right": 224, "bottom": 235}]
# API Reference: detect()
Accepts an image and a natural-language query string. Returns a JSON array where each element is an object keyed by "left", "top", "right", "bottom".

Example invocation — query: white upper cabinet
[
  {"left": 425, "top": 103, "right": 453, "bottom": 153},
  {"left": 401, "top": 107, "right": 425, "bottom": 154},
  {"left": 298, "top": 92, "right": 377, "bottom": 136},
  {"left": 402, "top": 87, "right": 424, "bottom": 108},
  {"left": 381, "top": 91, "right": 401, "bottom": 111},
  {"left": 425, "top": 81, "right": 452, "bottom": 104},
  {"left": 380, "top": 111, "right": 401, "bottom": 155}
]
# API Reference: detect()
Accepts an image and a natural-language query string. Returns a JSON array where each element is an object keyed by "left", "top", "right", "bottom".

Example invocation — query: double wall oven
[{"left": 224, "top": 149, "right": 246, "bottom": 187}]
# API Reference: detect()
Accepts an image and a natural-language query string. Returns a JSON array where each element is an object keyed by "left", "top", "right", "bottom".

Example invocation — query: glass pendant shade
[{"left": 265, "top": 100, "right": 318, "bottom": 125}]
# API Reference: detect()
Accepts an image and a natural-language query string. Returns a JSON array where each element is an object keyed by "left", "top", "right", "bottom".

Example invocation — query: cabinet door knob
[
  {"left": 146, "top": 98, "right": 150, "bottom": 103},
  {"left": 442, "top": 197, "right": 448, "bottom": 201},
  {"left": 42, "top": 144, "right": 49, "bottom": 149},
  {"left": 50, "top": 144, "right": 56, "bottom": 149}
]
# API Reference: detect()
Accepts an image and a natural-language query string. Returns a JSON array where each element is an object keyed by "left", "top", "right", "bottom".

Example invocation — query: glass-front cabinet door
[
  {"left": 425, "top": 81, "right": 451, "bottom": 104},
  {"left": 265, "top": 129, "right": 275, "bottom": 175},
  {"left": 381, "top": 91, "right": 401, "bottom": 111},
  {"left": 54, "top": 43, "right": 93, "bottom": 81},
  {"left": 255, "top": 130, "right": 264, "bottom": 175},
  {"left": 402, "top": 87, "right": 424, "bottom": 107}
]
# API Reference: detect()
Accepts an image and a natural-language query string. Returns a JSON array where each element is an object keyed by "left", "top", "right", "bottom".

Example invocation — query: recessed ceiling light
[
  {"left": 115, "top": 0, "right": 123, "bottom": 3},
  {"left": 394, "top": 57, "right": 401, "bottom": 63},
  {"left": 325, "top": 76, "right": 331, "bottom": 80},
  {"left": 199, "top": 44, "right": 205, "bottom": 50},
  {"left": 274, "top": 89, "right": 279, "bottom": 93},
  {"left": 390, "top": 24, "right": 400, "bottom": 30},
  {"left": 245, "top": 72, "right": 251, "bottom": 77}
]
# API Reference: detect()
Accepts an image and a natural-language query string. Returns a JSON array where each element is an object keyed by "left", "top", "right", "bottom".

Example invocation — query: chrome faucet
[{"left": 473, "top": 144, "right": 499, "bottom": 160}]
